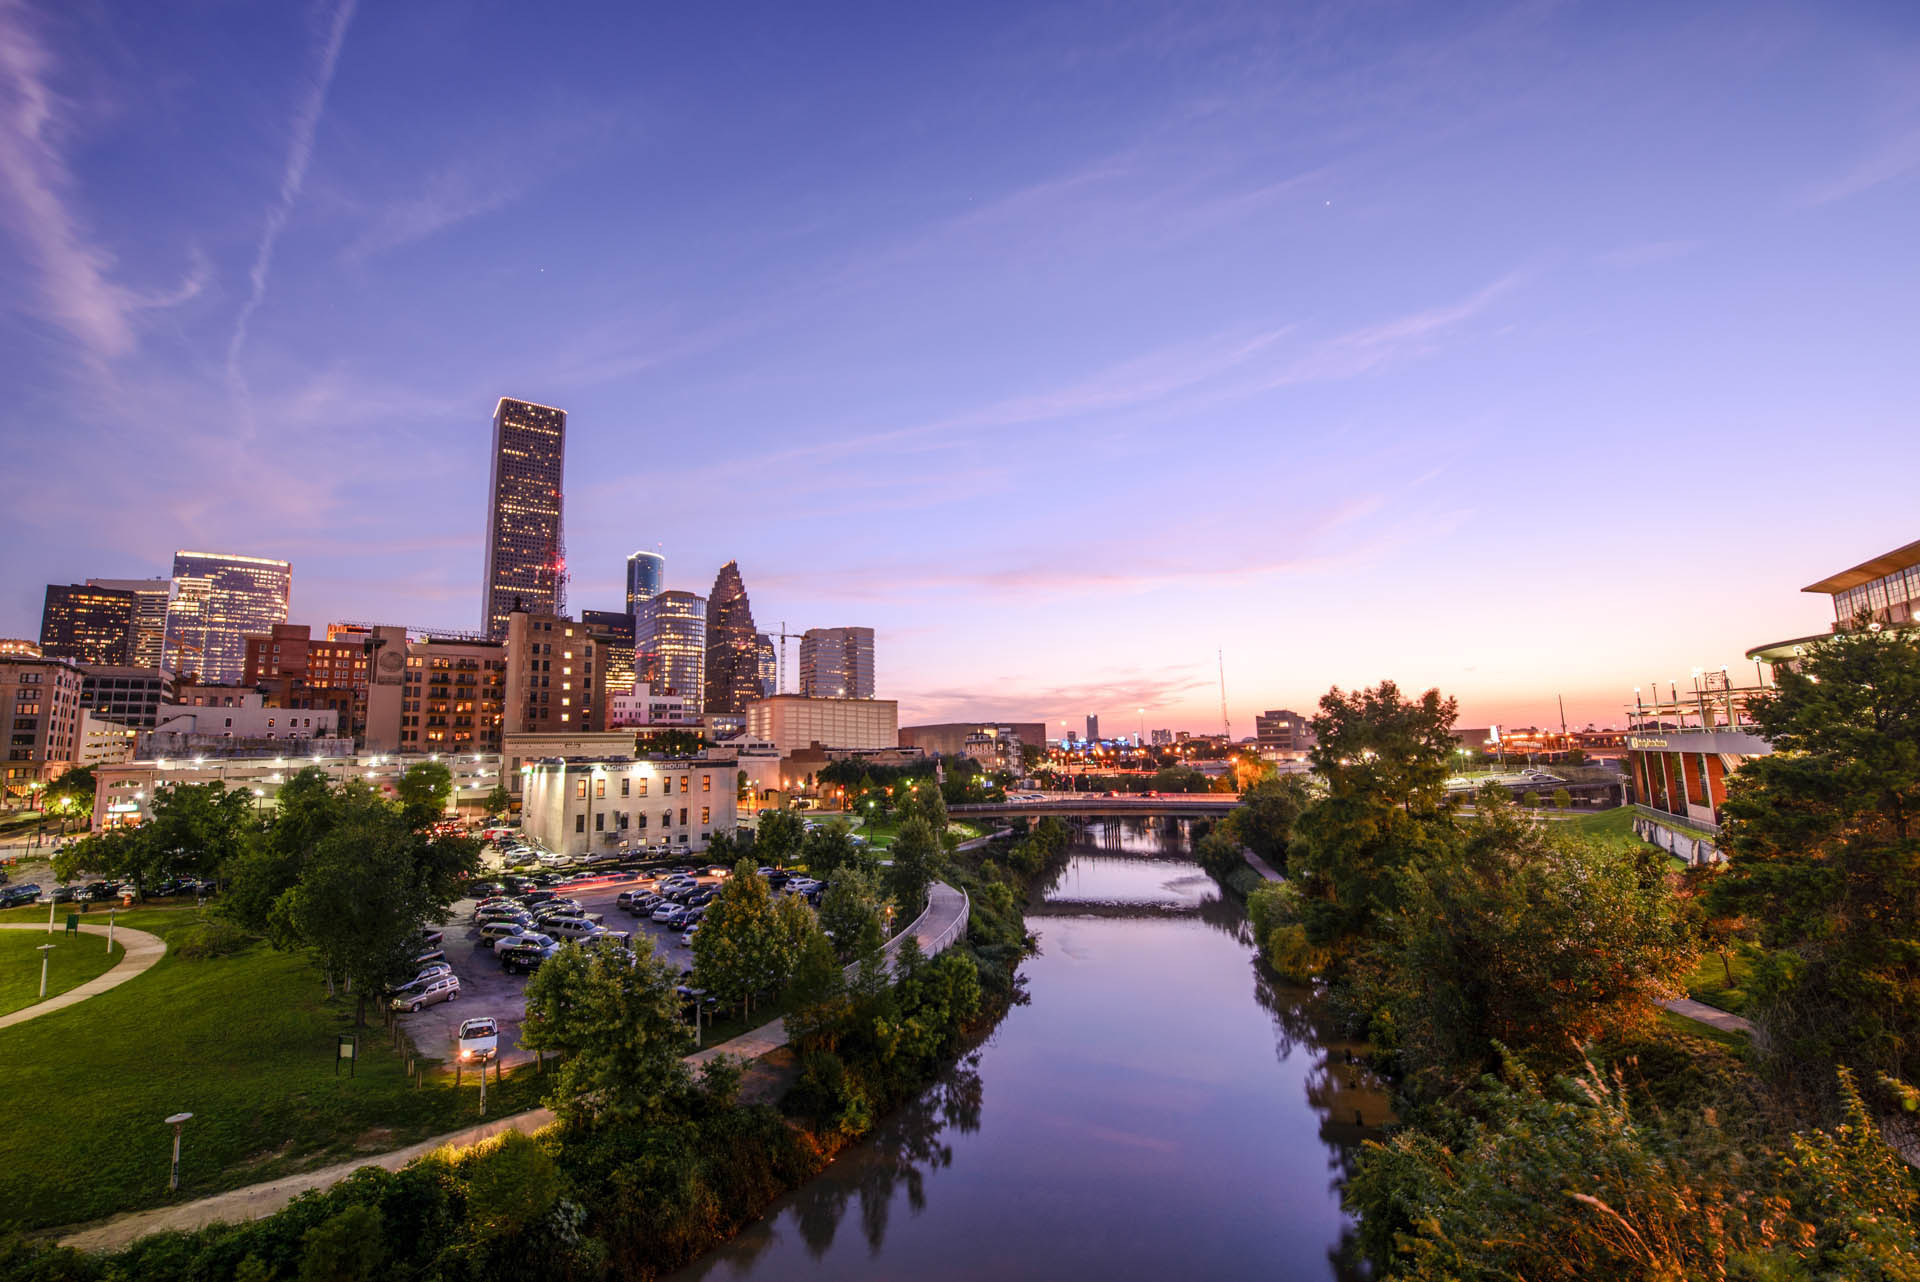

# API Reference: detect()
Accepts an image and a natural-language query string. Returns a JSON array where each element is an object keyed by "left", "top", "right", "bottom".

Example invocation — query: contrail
[{"left": 225, "top": 0, "right": 358, "bottom": 425}]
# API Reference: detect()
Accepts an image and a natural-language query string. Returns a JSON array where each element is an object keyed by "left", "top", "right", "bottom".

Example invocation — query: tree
[
  {"left": 1368, "top": 802, "right": 1696, "bottom": 1096},
  {"left": 639, "top": 728, "right": 704, "bottom": 756},
  {"left": 802, "top": 821, "right": 864, "bottom": 881},
  {"left": 55, "top": 780, "right": 255, "bottom": 896},
  {"left": 395, "top": 761, "right": 454, "bottom": 829},
  {"left": 1522, "top": 789, "right": 1541, "bottom": 809},
  {"left": 885, "top": 816, "right": 940, "bottom": 921},
  {"left": 271, "top": 789, "right": 478, "bottom": 1023},
  {"left": 898, "top": 781, "right": 949, "bottom": 843},
  {"left": 818, "top": 866, "right": 886, "bottom": 961},
  {"left": 1289, "top": 681, "right": 1461, "bottom": 963},
  {"left": 521, "top": 943, "right": 690, "bottom": 1125},
  {"left": 692, "top": 861, "right": 788, "bottom": 1015},
  {"left": 754, "top": 809, "right": 806, "bottom": 866},
  {"left": 784, "top": 925, "right": 850, "bottom": 1051},
  {"left": 482, "top": 784, "right": 513, "bottom": 817},
  {"left": 225, "top": 768, "right": 339, "bottom": 932},
  {"left": 45, "top": 765, "right": 94, "bottom": 829},
  {"left": 1551, "top": 786, "right": 1572, "bottom": 810},
  {"left": 1234, "top": 774, "right": 1312, "bottom": 869},
  {"left": 1711, "top": 624, "right": 1920, "bottom": 1094}
]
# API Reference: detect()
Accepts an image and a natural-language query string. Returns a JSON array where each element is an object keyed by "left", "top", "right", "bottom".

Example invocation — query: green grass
[
  {"left": 0, "top": 903, "right": 542, "bottom": 1233},
  {"left": 0, "top": 928, "right": 121, "bottom": 1014},
  {"left": 1686, "top": 949, "right": 1754, "bottom": 1015},
  {"left": 1555, "top": 807, "right": 1668, "bottom": 852},
  {"left": 1659, "top": 1007, "right": 1748, "bottom": 1049}
]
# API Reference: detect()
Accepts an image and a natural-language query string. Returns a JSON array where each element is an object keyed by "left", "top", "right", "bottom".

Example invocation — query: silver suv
[{"left": 392, "top": 973, "right": 460, "bottom": 1012}]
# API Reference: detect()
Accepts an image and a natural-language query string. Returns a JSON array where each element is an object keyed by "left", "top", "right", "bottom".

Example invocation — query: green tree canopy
[
  {"left": 520, "top": 944, "right": 690, "bottom": 1126},
  {"left": 1290, "top": 681, "right": 1461, "bottom": 963},
  {"left": 885, "top": 816, "right": 940, "bottom": 921},
  {"left": 818, "top": 866, "right": 886, "bottom": 962},
  {"left": 691, "top": 861, "right": 791, "bottom": 1015},
  {"left": 395, "top": 761, "right": 455, "bottom": 829},
  {"left": 753, "top": 809, "right": 806, "bottom": 866},
  {"left": 55, "top": 780, "right": 256, "bottom": 894},
  {"left": 1712, "top": 625, "right": 1920, "bottom": 1093}
]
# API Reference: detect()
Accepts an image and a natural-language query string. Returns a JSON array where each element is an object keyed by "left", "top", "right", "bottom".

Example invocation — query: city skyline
[{"left": 1, "top": 3, "right": 1916, "bottom": 731}]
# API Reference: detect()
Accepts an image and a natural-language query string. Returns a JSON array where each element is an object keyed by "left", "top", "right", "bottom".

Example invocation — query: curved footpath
[
  {"left": 0, "top": 921, "right": 166, "bottom": 1030},
  {"left": 58, "top": 879, "right": 972, "bottom": 1254}
]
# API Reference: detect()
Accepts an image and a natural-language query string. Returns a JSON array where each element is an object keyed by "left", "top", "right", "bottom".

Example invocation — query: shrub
[{"left": 176, "top": 920, "right": 255, "bottom": 960}]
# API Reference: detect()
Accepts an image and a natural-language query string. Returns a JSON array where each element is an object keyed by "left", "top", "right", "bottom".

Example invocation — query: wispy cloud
[
  {"left": 0, "top": 2, "right": 202, "bottom": 359},
  {"left": 1802, "top": 122, "right": 1920, "bottom": 206},
  {"left": 225, "top": 0, "right": 357, "bottom": 423}
]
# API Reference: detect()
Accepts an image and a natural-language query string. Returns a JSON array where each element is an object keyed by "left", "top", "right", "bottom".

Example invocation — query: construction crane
[
  {"left": 1218, "top": 648, "right": 1232, "bottom": 742},
  {"left": 764, "top": 621, "right": 809, "bottom": 695}
]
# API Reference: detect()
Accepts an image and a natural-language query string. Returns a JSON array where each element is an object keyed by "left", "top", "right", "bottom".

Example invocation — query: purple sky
[{"left": 2, "top": 1, "right": 1916, "bottom": 733}]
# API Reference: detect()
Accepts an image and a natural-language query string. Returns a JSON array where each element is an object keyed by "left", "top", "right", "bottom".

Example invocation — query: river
[{"left": 671, "top": 821, "right": 1389, "bottom": 1281}]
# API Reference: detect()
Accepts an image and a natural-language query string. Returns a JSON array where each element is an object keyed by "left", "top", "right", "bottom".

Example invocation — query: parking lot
[{"left": 394, "top": 858, "right": 728, "bottom": 1069}]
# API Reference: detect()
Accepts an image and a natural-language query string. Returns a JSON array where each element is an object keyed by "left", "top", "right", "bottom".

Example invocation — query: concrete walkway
[
  {"left": 1661, "top": 996, "right": 1756, "bottom": 1036},
  {"left": 59, "top": 1107, "right": 558, "bottom": 1253},
  {"left": 0, "top": 921, "right": 165, "bottom": 1030},
  {"left": 1240, "top": 849, "right": 1283, "bottom": 882},
  {"left": 60, "top": 880, "right": 972, "bottom": 1252}
]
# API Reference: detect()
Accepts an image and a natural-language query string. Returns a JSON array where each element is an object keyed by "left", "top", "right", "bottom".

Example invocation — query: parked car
[
  {"left": 660, "top": 906, "right": 692, "bottom": 929},
  {"left": 498, "top": 941, "right": 557, "bottom": 975},
  {"left": 650, "top": 902, "right": 682, "bottom": 923},
  {"left": 456, "top": 1017, "right": 498, "bottom": 1063},
  {"left": 545, "top": 917, "right": 605, "bottom": 942},
  {"left": 392, "top": 974, "right": 460, "bottom": 1012},
  {"left": 395, "top": 962, "right": 452, "bottom": 991},
  {"left": 48, "top": 885, "right": 76, "bottom": 904},
  {"left": 476, "top": 921, "right": 528, "bottom": 949},
  {"left": 0, "top": 884, "right": 40, "bottom": 907},
  {"left": 680, "top": 927, "right": 699, "bottom": 947},
  {"left": 414, "top": 946, "right": 446, "bottom": 967},
  {"left": 419, "top": 927, "right": 445, "bottom": 948}
]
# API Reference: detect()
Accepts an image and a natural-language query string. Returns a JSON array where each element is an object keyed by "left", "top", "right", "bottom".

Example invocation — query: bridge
[{"left": 949, "top": 794, "right": 1241, "bottom": 822}]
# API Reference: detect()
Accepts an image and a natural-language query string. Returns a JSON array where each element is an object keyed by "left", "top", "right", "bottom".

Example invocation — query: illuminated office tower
[
  {"left": 626, "top": 549, "right": 664, "bottom": 614},
  {"left": 40, "top": 583, "right": 135, "bottom": 664},
  {"left": 87, "top": 578, "right": 172, "bottom": 667},
  {"left": 799, "top": 627, "right": 875, "bottom": 699},
  {"left": 163, "top": 551, "right": 292, "bottom": 683},
  {"left": 702, "top": 562, "right": 761, "bottom": 715},
  {"left": 635, "top": 591, "right": 707, "bottom": 703},
  {"left": 481, "top": 397, "right": 567, "bottom": 640},
  {"left": 754, "top": 633, "right": 776, "bottom": 698}
]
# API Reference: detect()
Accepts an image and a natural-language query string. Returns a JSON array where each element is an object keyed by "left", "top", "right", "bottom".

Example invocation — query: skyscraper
[
  {"left": 1086, "top": 714, "right": 1100, "bottom": 743},
  {"left": 754, "top": 633, "right": 776, "bottom": 699},
  {"left": 582, "top": 609, "right": 636, "bottom": 695},
  {"left": 703, "top": 562, "right": 761, "bottom": 715},
  {"left": 163, "top": 551, "right": 292, "bottom": 683},
  {"left": 87, "top": 578, "right": 172, "bottom": 667},
  {"left": 40, "top": 583, "right": 135, "bottom": 664},
  {"left": 799, "top": 626, "right": 875, "bottom": 699},
  {"left": 635, "top": 591, "right": 707, "bottom": 703},
  {"left": 481, "top": 397, "right": 566, "bottom": 640},
  {"left": 626, "top": 549, "right": 664, "bottom": 614}
]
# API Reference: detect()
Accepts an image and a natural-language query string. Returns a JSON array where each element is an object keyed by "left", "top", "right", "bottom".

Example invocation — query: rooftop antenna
[{"left": 1217, "top": 648, "right": 1232, "bottom": 741}]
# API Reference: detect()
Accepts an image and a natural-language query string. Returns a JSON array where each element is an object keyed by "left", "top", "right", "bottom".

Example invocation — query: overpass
[{"left": 949, "top": 794, "right": 1240, "bottom": 822}]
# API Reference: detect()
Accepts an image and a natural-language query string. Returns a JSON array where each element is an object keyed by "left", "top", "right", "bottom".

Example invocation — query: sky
[{"left": 2, "top": 0, "right": 1917, "bottom": 735}]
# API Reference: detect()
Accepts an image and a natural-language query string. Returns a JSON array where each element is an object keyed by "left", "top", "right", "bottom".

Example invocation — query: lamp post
[
  {"left": 37, "top": 942, "right": 54, "bottom": 999},
  {"left": 164, "top": 1112, "right": 193, "bottom": 1191}
]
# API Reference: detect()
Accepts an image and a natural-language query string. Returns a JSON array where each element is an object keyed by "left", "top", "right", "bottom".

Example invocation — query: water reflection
[{"left": 668, "top": 823, "right": 1380, "bottom": 1282}]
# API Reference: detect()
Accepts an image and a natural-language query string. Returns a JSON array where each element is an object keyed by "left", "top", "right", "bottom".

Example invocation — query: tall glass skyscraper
[
  {"left": 754, "top": 633, "right": 776, "bottom": 699},
  {"left": 482, "top": 397, "right": 566, "bottom": 640},
  {"left": 40, "top": 583, "right": 135, "bottom": 664},
  {"left": 635, "top": 591, "right": 707, "bottom": 702},
  {"left": 703, "top": 561, "right": 761, "bottom": 715},
  {"left": 163, "top": 551, "right": 292, "bottom": 683},
  {"left": 626, "top": 549, "right": 664, "bottom": 614}
]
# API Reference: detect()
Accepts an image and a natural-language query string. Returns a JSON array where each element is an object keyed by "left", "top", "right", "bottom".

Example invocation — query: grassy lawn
[
  {"left": 0, "top": 929, "right": 121, "bottom": 1014},
  {"left": 1686, "top": 949, "right": 1754, "bottom": 1014},
  {"left": 1659, "top": 1007, "right": 1749, "bottom": 1050},
  {"left": 0, "top": 903, "right": 542, "bottom": 1234}
]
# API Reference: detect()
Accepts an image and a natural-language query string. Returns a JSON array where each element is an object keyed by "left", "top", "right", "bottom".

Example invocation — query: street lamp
[
  {"left": 36, "top": 942, "right": 54, "bottom": 999},
  {"left": 164, "top": 1112, "right": 193, "bottom": 1191}
]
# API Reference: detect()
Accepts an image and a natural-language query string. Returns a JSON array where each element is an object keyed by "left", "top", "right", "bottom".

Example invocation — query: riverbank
[{"left": 14, "top": 824, "right": 1065, "bottom": 1280}]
